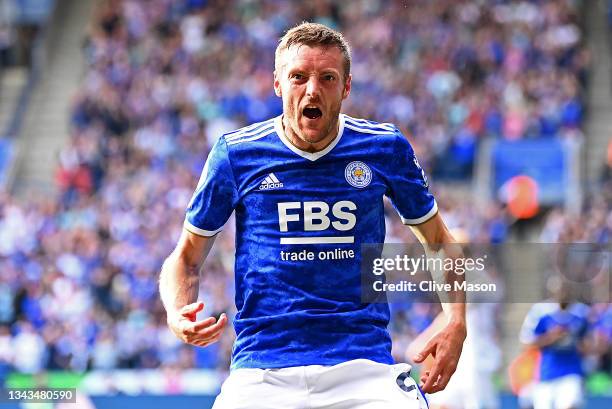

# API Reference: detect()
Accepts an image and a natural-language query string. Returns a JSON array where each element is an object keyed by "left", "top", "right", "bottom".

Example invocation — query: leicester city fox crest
[{"left": 345, "top": 161, "right": 372, "bottom": 188}]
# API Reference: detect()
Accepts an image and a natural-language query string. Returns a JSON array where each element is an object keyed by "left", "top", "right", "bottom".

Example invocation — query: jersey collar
[{"left": 274, "top": 114, "right": 345, "bottom": 161}]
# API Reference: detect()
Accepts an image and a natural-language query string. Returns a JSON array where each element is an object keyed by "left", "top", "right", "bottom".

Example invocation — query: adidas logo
[{"left": 259, "top": 173, "right": 284, "bottom": 190}]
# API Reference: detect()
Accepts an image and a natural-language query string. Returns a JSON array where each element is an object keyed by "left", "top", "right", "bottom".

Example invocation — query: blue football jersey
[
  {"left": 520, "top": 302, "right": 588, "bottom": 381},
  {"left": 595, "top": 305, "right": 612, "bottom": 341},
  {"left": 185, "top": 114, "right": 437, "bottom": 369}
]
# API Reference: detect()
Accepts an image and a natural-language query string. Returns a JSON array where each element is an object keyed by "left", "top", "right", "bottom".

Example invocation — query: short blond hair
[{"left": 275, "top": 22, "right": 351, "bottom": 79}]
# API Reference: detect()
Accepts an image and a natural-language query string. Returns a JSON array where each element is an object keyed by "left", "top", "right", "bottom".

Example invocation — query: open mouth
[{"left": 303, "top": 106, "right": 322, "bottom": 119}]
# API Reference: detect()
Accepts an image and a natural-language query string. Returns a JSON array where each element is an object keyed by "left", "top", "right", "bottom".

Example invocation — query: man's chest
[{"left": 233, "top": 158, "right": 388, "bottom": 238}]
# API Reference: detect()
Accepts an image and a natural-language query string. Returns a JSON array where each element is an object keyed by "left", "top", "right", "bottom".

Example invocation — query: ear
[
  {"left": 342, "top": 74, "right": 352, "bottom": 100},
  {"left": 273, "top": 70, "right": 282, "bottom": 97}
]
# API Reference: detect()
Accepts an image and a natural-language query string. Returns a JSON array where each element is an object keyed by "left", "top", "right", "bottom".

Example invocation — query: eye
[
  {"left": 291, "top": 73, "right": 305, "bottom": 81},
  {"left": 323, "top": 74, "right": 336, "bottom": 81}
]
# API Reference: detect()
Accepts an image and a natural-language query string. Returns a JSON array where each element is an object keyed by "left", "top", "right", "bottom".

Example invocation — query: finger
[
  {"left": 180, "top": 302, "right": 204, "bottom": 319},
  {"left": 429, "top": 372, "right": 452, "bottom": 394},
  {"left": 420, "top": 371, "right": 429, "bottom": 383},
  {"left": 433, "top": 369, "right": 453, "bottom": 392},
  {"left": 181, "top": 315, "right": 212, "bottom": 333},
  {"left": 178, "top": 317, "right": 211, "bottom": 338},
  {"left": 428, "top": 382, "right": 446, "bottom": 393},
  {"left": 422, "top": 373, "right": 443, "bottom": 393},
  {"left": 425, "top": 368, "right": 453, "bottom": 394},
  {"left": 186, "top": 313, "right": 227, "bottom": 341},
  {"left": 195, "top": 313, "right": 228, "bottom": 338},
  {"left": 420, "top": 362, "right": 443, "bottom": 393},
  {"left": 184, "top": 326, "right": 220, "bottom": 345},
  {"left": 413, "top": 340, "right": 436, "bottom": 363},
  {"left": 192, "top": 331, "right": 223, "bottom": 347},
  {"left": 189, "top": 320, "right": 226, "bottom": 345},
  {"left": 180, "top": 302, "right": 204, "bottom": 315},
  {"left": 191, "top": 334, "right": 221, "bottom": 347},
  {"left": 191, "top": 316, "right": 218, "bottom": 332}
]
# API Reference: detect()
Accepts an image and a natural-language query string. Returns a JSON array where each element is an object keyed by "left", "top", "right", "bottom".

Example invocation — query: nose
[{"left": 305, "top": 76, "right": 321, "bottom": 99}]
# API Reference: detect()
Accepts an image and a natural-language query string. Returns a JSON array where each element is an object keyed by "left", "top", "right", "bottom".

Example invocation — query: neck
[{"left": 282, "top": 116, "right": 340, "bottom": 153}]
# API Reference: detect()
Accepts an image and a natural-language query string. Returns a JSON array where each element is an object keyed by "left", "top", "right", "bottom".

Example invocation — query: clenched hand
[{"left": 167, "top": 301, "right": 228, "bottom": 347}]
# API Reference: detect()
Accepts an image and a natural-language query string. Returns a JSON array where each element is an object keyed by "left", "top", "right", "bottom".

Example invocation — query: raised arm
[
  {"left": 408, "top": 212, "right": 467, "bottom": 393},
  {"left": 159, "top": 228, "right": 227, "bottom": 347}
]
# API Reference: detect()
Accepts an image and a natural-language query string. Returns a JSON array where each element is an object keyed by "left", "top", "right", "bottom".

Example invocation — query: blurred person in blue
[
  {"left": 592, "top": 303, "right": 612, "bottom": 373},
  {"left": 160, "top": 22, "right": 466, "bottom": 409},
  {"left": 519, "top": 278, "right": 591, "bottom": 409},
  {"left": 0, "top": 326, "right": 12, "bottom": 386}
]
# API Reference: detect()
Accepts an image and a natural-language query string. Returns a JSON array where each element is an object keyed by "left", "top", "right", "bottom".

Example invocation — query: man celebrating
[
  {"left": 519, "top": 280, "right": 591, "bottom": 409},
  {"left": 160, "top": 22, "right": 465, "bottom": 408}
]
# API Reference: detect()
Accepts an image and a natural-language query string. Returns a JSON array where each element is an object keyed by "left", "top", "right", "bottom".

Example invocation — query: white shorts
[
  {"left": 533, "top": 374, "right": 584, "bottom": 409},
  {"left": 428, "top": 369, "right": 499, "bottom": 409},
  {"left": 212, "top": 359, "right": 429, "bottom": 409}
]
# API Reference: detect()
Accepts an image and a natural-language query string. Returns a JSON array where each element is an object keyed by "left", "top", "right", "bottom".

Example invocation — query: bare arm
[
  {"left": 409, "top": 213, "right": 467, "bottom": 325},
  {"left": 159, "top": 228, "right": 227, "bottom": 347},
  {"left": 525, "top": 326, "right": 568, "bottom": 348},
  {"left": 408, "top": 212, "right": 467, "bottom": 393}
]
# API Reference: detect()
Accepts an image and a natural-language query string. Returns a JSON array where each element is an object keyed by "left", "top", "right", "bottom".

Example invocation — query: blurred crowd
[
  {"left": 0, "top": 0, "right": 605, "bottom": 389},
  {"left": 0, "top": 0, "right": 55, "bottom": 69}
]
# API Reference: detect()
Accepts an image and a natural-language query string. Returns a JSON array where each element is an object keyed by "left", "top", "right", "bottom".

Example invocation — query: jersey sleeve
[
  {"left": 385, "top": 131, "right": 437, "bottom": 225},
  {"left": 533, "top": 316, "right": 549, "bottom": 336},
  {"left": 520, "top": 303, "right": 552, "bottom": 344},
  {"left": 184, "top": 136, "right": 238, "bottom": 236},
  {"left": 519, "top": 306, "right": 540, "bottom": 344}
]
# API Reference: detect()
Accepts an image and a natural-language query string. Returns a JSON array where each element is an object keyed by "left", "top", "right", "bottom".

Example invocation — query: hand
[
  {"left": 167, "top": 301, "right": 228, "bottom": 347},
  {"left": 413, "top": 320, "right": 466, "bottom": 393},
  {"left": 531, "top": 325, "right": 569, "bottom": 348},
  {"left": 548, "top": 326, "right": 568, "bottom": 340}
]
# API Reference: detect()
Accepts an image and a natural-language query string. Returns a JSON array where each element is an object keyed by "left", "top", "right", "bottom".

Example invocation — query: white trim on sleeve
[
  {"left": 183, "top": 219, "right": 223, "bottom": 237},
  {"left": 400, "top": 200, "right": 438, "bottom": 225}
]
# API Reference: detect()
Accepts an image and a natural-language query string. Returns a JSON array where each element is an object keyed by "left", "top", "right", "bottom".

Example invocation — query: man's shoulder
[
  {"left": 523, "top": 302, "right": 559, "bottom": 328},
  {"left": 222, "top": 117, "right": 277, "bottom": 148},
  {"left": 341, "top": 114, "right": 416, "bottom": 158},
  {"left": 342, "top": 114, "right": 400, "bottom": 137},
  {"left": 569, "top": 303, "right": 590, "bottom": 321},
  {"left": 528, "top": 301, "right": 559, "bottom": 317}
]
